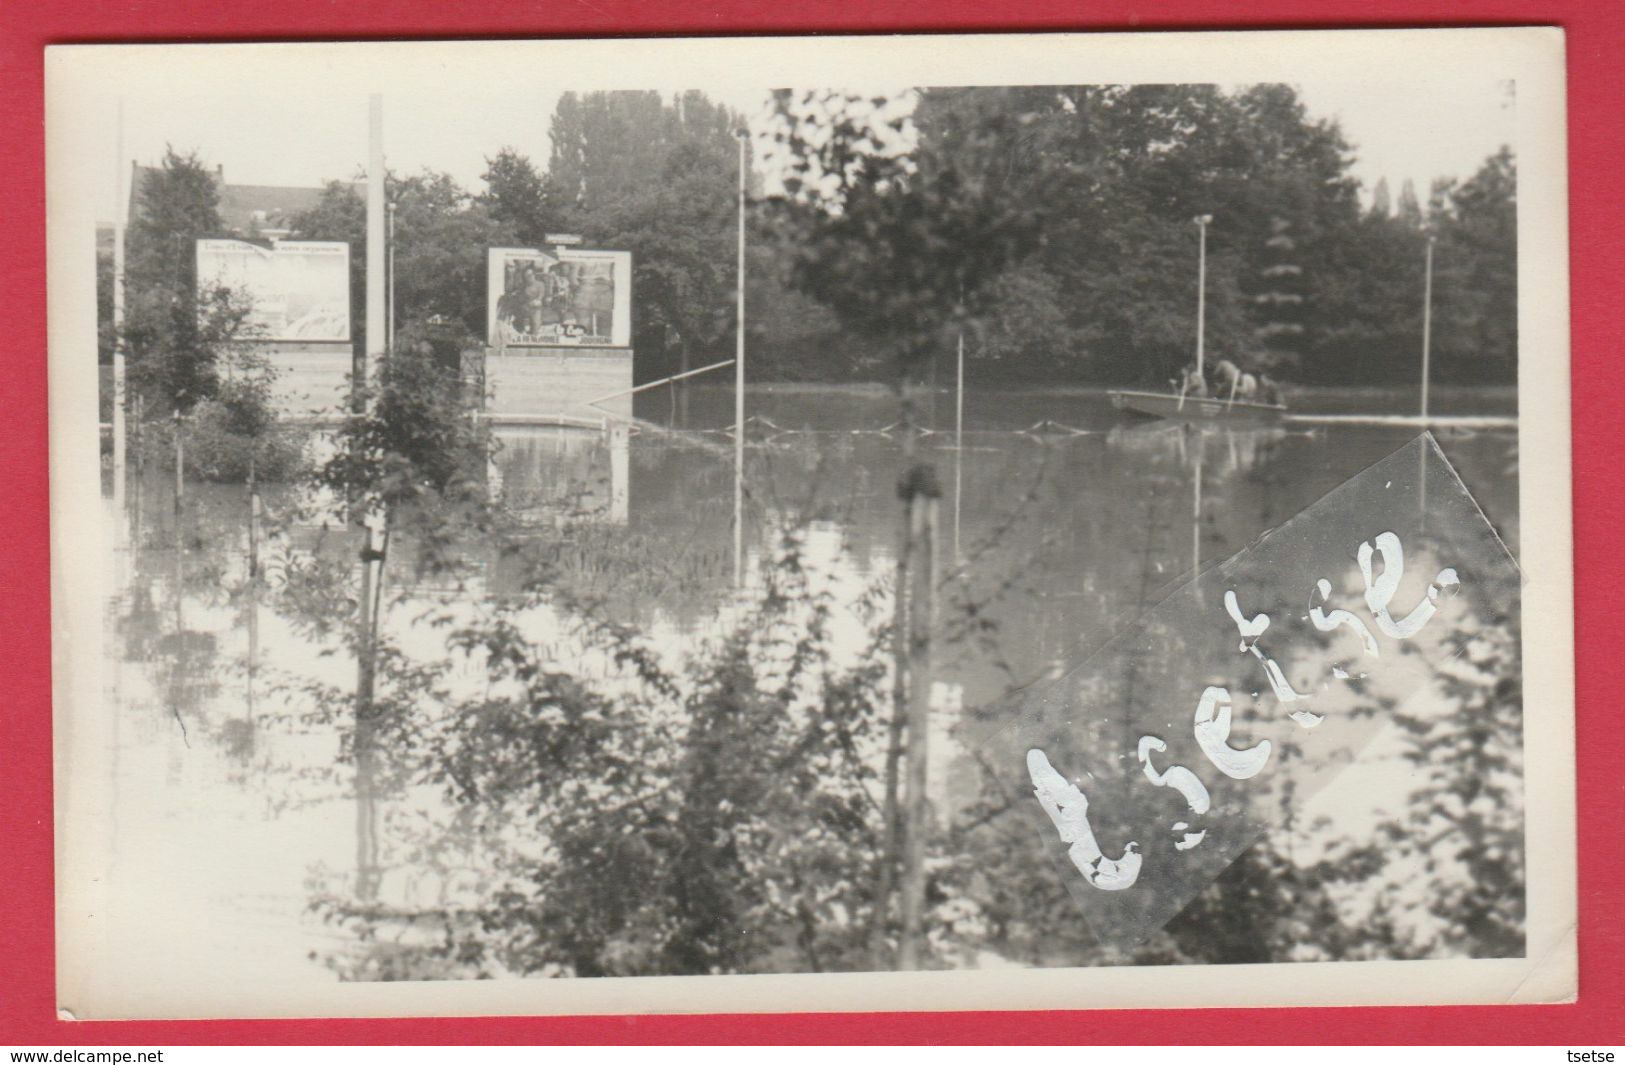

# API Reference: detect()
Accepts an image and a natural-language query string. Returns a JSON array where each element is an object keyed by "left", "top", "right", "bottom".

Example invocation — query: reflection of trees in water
[
  {"left": 120, "top": 412, "right": 1524, "bottom": 977},
  {"left": 285, "top": 526, "right": 896, "bottom": 979},
  {"left": 945, "top": 506, "right": 1524, "bottom": 967}
]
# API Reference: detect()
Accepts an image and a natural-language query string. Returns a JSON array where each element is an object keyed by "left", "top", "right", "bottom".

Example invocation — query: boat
[{"left": 1108, "top": 388, "right": 1287, "bottom": 425}]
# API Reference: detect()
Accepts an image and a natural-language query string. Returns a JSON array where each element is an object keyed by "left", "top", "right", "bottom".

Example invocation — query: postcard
[{"left": 45, "top": 28, "right": 1574, "bottom": 1018}]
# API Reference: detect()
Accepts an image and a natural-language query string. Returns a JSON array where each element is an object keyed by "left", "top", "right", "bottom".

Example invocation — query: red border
[{"left": 3, "top": 0, "right": 1620, "bottom": 1046}]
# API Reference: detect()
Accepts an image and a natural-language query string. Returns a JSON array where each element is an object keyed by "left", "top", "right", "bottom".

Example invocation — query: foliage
[
  {"left": 481, "top": 148, "right": 554, "bottom": 246},
  {"left": 119, "top": 147, "right": 253, "bottom": 414},
  {"left": 544, "top": 90, "right": 752, "bottom": 381},
  {"left": 1427, "top": 148, "right": 1518, "bottom": 385},
  {"left": 142, "top": 374, "right": 310, "bottom": 484},
  {"left": 290, "top": 172, "right": 510, "bottom": 351},
  {"left": 299, "top": 525, "right": 898, "bottom": 978},
  {"left": 318, "top": 320, "right": 494, "bottom": 572},
  {"left": 764, "top": 84, "right": 1516, "bottom": 389},
  {"left": 766, "top": 88, "right": 1044, "bottom": 382}
]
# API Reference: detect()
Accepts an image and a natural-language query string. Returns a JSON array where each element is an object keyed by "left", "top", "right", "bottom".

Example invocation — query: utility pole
[
  {"left": 1421, "top": 231, "right": 1436, "bottom": 421},
  {"left": 733, "top": 126, "right": 749, "bottom": 587},
  {"left": 355, "top": 94, "right": 387, "bottom": 901}
]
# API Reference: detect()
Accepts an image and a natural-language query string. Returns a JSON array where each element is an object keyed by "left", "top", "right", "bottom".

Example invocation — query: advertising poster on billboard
[
  {"left": 488, "top": 247, "right": 632, "bottom": 349},
  {"left": 195, "top": 238, "right": 352, "bottom": 343}
]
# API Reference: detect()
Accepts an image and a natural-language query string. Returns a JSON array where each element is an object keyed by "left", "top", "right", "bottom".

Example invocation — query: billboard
[
  {"left": 195, "top": 239, "right": 351, "bottom": 343},
  {"left": 488, "top": 247, "right": 632, "bottom": 349}
]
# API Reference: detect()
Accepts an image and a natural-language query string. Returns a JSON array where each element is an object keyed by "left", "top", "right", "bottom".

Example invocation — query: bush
[{"left": 140, "top": 394, "right": 310, "bottom": 484}]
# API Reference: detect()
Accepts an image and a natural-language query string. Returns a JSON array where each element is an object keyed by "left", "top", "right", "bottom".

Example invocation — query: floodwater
[{"left": 62, "top": 384, "right": 1521, "bottom": 1009}]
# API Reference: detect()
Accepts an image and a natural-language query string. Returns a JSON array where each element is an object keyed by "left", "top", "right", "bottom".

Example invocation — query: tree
[
  {"left": 544, "top": 90, "right": 747, "bottom": 382},
  {"left": 1428, "top": 147, "right": 1517, "bottom": 384},
  {"left": 1371, "top": 177, "right": 1392, "bottom": 218},
  {"left": 767, "top": 86, "right": 1046, "bottom": 967},
  {"left": 480, "top": 148, "right": 552, "bottom": 246},
  {"left": 121, "top": 147, "right": 243, "bottom": 413},
  {"left": 288, "top": 179, "right": 367, "bottom": 357},
  {"left": 291, "top": 170, "right": 511, "bottom": 358}
]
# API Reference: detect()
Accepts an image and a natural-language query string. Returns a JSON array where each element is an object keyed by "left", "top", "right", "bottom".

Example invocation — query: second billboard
[{"left": 488, "top": 247, "right": 632, "bottom": 349}]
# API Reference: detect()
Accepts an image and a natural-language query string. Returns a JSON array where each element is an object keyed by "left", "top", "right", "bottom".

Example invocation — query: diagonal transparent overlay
[{"left": 977, "top": 433, "right": 1523, "bottom": 948}]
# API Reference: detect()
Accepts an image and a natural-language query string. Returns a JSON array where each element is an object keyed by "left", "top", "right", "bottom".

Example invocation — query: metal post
[
  {"left": 1194, "top": 215, "right": 1212, "bottom": 382},
  {"left": 898, "top": 489, "right": 939, "bottom": 970},
  {"left": 733, "top": 127, "right": 748, "bottom": 587},
  {"left": 386, "top": 201, "right": 397, "bottom": 355},
  {"left": 1421, "top": 233, "right": 1435, "bottom": 421}
]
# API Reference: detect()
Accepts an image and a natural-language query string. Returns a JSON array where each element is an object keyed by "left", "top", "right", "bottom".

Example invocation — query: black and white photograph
[{"left": 45, "top": 30, "right": 1575, "bottom": 1019}]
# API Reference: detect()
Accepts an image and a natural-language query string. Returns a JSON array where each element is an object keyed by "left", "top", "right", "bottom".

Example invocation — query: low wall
[{"left": 482, "top": 347, "right": 633, "bottom": 424}]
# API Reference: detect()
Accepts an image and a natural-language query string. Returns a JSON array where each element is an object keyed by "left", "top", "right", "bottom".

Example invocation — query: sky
[{"left": 80, "top": 63, "right": 1514, "bottom": 223}]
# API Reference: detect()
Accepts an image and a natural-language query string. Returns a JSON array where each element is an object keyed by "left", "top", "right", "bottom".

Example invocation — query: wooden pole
[
  {"left": 355, "top": 94, "right": 387, "bottom": 900},
  {"left": 354, "top": 509, "right": 382, "bottom": 902},
  {"left": 898, "top": 484, "right": 939, "bottom": 970},
  {"left": 870, "top": 486, "right": 911, "bottom": 968}
]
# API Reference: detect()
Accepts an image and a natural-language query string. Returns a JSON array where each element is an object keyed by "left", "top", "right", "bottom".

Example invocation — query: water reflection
[{"left": 87, "top": 387, "right": 1523, "bottom": 988}]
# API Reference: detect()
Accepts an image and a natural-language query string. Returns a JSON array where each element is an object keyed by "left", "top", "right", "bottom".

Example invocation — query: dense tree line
[
  {"left": 111, "top": 86, "right": 1515, "bottom": 393},
  {"left": 766, "top": 84, "right": 1517, "bottom": 389}
]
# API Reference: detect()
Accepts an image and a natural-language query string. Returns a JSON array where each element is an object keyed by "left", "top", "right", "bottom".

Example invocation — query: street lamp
[
  {"left": 1420, "top": 228, "right": 1436, "bottom": 421},
  {"left": 1194, "top": 214, "right": 1213, "bottom": 383},
  {"left": 733, "top": 126, "right": 749, "bottom": 587}
]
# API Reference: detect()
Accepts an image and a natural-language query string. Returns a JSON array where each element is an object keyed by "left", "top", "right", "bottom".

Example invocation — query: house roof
[{"left": 128, "top": 163, "right": 326, "bottom": 238}]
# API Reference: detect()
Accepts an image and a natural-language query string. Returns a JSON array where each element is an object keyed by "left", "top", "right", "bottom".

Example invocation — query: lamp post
[
  {"left": 733, "top": 126, "right": 749, "bottom": 587},
  {"left": 1421, "top": 230, "right": 1436, "bottom": 421},
  {"left": 1194, "top": 214, "right": 1213, "bottom": 383}
]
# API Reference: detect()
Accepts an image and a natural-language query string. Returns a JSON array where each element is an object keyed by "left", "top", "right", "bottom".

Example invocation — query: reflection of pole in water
[
  {"left": 609, "top": 423, "right": 629, "bottom": 524},
  {"left": 246, "top": 473, "right": 260, "bottom": 732},
  {"left": 169, "top": 494, "right": 190, "bottom": 747},
  {"left": 1192, "top": 429, "right": 1204, "bottom": 576},
  {"left": 954, "top": 329, "right": 964, "bottom": 561}
]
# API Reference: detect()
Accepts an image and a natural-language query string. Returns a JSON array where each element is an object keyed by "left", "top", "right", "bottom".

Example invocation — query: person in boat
[
  {"left": 1213, "top": 359, "right": 1260, "bottom": 401},
  {"left": 1177, "top": 363, "right": 1210, "bottom": 397}
]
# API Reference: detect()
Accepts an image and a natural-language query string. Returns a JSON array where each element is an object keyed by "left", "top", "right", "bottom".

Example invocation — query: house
[{"left": 129, "top": 163, "right": 327, "bottom": 238}]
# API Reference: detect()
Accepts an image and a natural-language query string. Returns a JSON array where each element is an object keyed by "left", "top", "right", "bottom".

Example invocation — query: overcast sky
[{"left": 81, "top": 67, "right": 1514, "bottom": 223}]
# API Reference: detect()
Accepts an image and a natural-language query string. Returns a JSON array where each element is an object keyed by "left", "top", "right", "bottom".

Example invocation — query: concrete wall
[
  {"left": 264, "top": 343, "right": 354, "bottom": 420},
  {"left": 259, "top": 343, "right": 637, "bottom": 425},
  {"left": 483, "top": 348, "right": 633, "bottom": 424}
]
